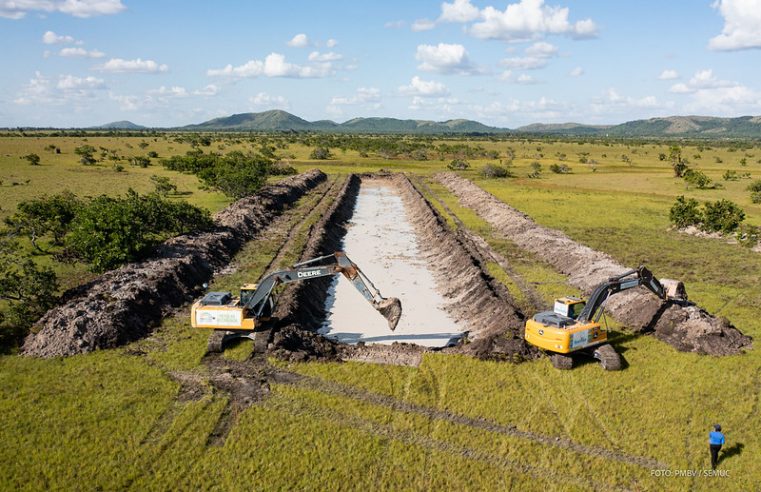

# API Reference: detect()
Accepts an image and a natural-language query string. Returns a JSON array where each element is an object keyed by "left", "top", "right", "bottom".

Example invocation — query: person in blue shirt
[{"left": 709, "top": 424, "right": 725, "bottom": 469}]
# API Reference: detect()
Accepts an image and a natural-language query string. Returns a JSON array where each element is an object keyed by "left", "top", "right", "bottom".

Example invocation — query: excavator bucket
[
  {"left": 375, "top": 297, "right": 402, "bottom": 331},
  {"left": 660, "top": 278, "right": 687, "bottom": 301}
]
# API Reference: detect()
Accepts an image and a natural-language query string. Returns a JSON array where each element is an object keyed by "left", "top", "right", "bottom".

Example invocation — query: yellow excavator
[
  {"left": 191, "top": 251, "right": 402, "bottom": 352},
  {"left": 524, "top": 266, "right": 685, "bottom": 370}
]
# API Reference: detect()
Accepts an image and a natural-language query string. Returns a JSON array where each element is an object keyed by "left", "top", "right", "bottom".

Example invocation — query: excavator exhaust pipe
[{"left": 375, "top": 297, "right": 402, "bottom": 331}]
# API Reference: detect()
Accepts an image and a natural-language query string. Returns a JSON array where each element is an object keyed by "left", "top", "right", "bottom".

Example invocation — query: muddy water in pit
[{"left": 320, "top": 180, "right": 464, "bottom": 347}]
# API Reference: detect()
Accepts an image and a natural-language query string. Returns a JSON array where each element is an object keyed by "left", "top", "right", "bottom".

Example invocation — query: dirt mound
[
  {"left": 269, "top": 325, "right": 340, "bottom": 363},
  {"left": 22, "top": 170, "right": 327, "bottom": 358},
  {"left": 436, "top": 172, "right": 751, "bottom": 356}
]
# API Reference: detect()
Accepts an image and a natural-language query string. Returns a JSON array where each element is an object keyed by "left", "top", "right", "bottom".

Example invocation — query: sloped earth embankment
[
  {"left": 436, "top": 172, "right": 751, "bottom": 356},
  {"left": 269, "top": 173, "right": 535, "bottom": 364},
  {"left": 23, "top": 170, "right": 327, "bottom": 358}
]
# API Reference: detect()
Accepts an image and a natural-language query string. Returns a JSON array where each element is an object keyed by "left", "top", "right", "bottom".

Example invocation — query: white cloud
[
  {"left": 669, "top": 69, "right": 733, "bottom": 93},
  {"left": 1, "top": 0, "right": 125, "bottom": 19},
  {"left": 569, "top": 66, "right": 583, "bottom": 77},
  {"left": 439, "top": 0, "right": 481, "bottom": 23},
  {"left": 193, "top": 84, "right": 219, "bottom": 96},
  {"left": 250, "top": 92, "right": 290, "bottom": 110},
  {"left": 658, "top": 69, "right": 679, "bottom": 80},
  {"left": 207, "top": 52, "right": 336, "bottom": 79},
  {"left": 709, "top": 0, "right": 761, "bottom": 51},
  {"left": 591, "top": 88, "right": 663, "bottom": 113},
  {"left": 109, "top": 93, "right": 140, "bottom": 111},
  {"left": 42, "top": 31, "right": 75, "bottom": 44},
  {"left": 664, "top": 68, "right": 761, "bottom": 114},
  {"left": 287, "top": 33, "right": 309, "bottom": 48},
  {"left": 468, "top": 96, "right": 568, "bottom": 123},
  {"left": 384, "top": 20, "right": 405, "bottom": 29},
  {"left": 501, "top": 56, "right": 548, "bottom": 69},
  {"left": 399, "top": 76, "right": 449, "bottom": 97},
  {"left": 411, "top": 18, "right": 436, "bottom": 31},
  {"left": 500, "top": 71, "right": 540, "bottom": 83},
  {"left": 308, "top": 51, "right": 343, "bottom": 62},
  {"left": 466, "top": 0, "right": 597, "bottom": 42},
  {"left": 14, "top": 72, "right": 106, "bottom": 105},
  {"left": 408, "top": 95, "right": 460, "bottom": 112},
  {"left": 416, "top": 43, "right": 479, "bottom": 74},
  {"left": 500, "top": 41, "right": 558, "bottom": 70},
  {"left": 525, "top": 41, "right": 558, "bottom": 57},
  {"left": 326, "top": 38, "right": 338, "bottom": 48},
  {"left": 100, "top": 58, "right": 169, "bottom": 73},
  {"left": 59, "top": 47, "right": 104, "bottom": 58},
  {"left": 330, "top": 87, "right": 381, "bottom": 106},
  {"left": 148, "top": 86, "right": 189, "bottom": 98}
]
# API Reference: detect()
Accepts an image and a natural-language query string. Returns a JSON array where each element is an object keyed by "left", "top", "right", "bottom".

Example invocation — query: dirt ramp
[
  {"left": 436, "top": 172, "right": 751, "bottom": 356},
  {"left": 23, "top": 170, "right": 327, "bottom": 358}
]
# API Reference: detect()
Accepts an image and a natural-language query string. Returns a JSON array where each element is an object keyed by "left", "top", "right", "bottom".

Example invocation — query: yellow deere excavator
[
  {"left": 524, "top": 266, "right": 685, "bottom": 371},
  {"left": 191, "top": 251, "right": 402, "bottom": 352}
]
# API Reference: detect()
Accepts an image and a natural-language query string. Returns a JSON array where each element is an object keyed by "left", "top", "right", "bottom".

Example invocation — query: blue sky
[{"left": 2, "top": 0, "right": 761, "bottom": 127}]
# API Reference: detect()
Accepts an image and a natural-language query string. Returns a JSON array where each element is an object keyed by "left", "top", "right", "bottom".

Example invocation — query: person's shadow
[{"left": 719, "top": 442, "right": 744, "bottom": 465}]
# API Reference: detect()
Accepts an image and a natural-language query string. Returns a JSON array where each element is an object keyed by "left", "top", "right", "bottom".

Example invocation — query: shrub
[
  {"left": 701, "top": 199, "right": 745, "bottom": 234},
  {"left": 723, "top": 170, "right": 739, "bottom": 181},
  {"left": 448, "top": 159, "right": 470, "bottom": 170},
  {"left": 66, "top": 190, "right": 213, "bottom": 272},
  {"left": 150, "top": 175, "right": 177, "bottom": 196},
  {"left": 683, "top": 169, "right": 712, "bottom": 189},
  {"left": 75, "top": 145, "right": 97, "bottom": 165},
  {"left": 480, "top": 164, "right": 511, "bottom": 178},
  {"left": 130, "top": 156, "right": 151, "bottom": 168},
  {"left": 269, "top": 162, "right": 297, "bottom": 176},
  {"left": 22, "top": 153, "right": 40, "bottom": 166},
  {"left": 746, "top": 179, "right": 761, "bottom": 193},
  {"left": 4, "top": 191, "right": 82, "bottom": 250},
  {"left": 309, "top": 147, "right": 332, "bottom": 160},
  {"left": 528, "top": 162, "right": 542, "bottom": 179},
  {"left": 549, "top": 163, "right": 571, "bottom": 174},
  {"left": 737, "top": 224, "right": 759, "bottom": 248},
  {"left": 669, "top": 196, "right": 702, "bottom": 229},
  {"left": 751, "top": 192, "right": 761, "bottom": 204}
]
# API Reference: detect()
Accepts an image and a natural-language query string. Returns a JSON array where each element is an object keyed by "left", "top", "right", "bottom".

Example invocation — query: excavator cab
[{"left": 553, "top": 297, "right": 586, "bottom": 320}]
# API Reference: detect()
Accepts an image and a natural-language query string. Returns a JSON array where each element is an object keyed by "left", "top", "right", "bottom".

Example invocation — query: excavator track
[
  {"left": 207, "top": 331, "right": 226, "bottom": 354},
  {"left": 550, "top": 353, "right": 574, "bottom": 370},
  {"left": 594, "top": 344, "right": 623, "bottom": 371}
]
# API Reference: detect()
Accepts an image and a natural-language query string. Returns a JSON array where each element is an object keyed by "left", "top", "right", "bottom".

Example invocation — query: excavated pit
[
  {"left": 436, "top": 172, "right": 751, "bottom": 356},
  {"left": 271, "top": 173, "right": 533, "bottom": 363},
  {"left": 23, "top": 170, "right": 327, "bottom": 358}
]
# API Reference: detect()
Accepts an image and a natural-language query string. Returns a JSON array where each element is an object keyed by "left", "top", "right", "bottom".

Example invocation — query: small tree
[
  {"left": 701, "top": 199, "right": 745, "bottom": 234},
  {"left": 549, "top": 163, "right": 571, "bottom": 174},
  {"left": 75, "top": 145, "right": 97, "bottom": 165},
  {"left": 669, "top": 145, "right": 689, "bottom": 177},
  {"left": 669, "top": 196, "right": 702, "bottom": 228},
  {"left": 480, "top": 164, "right": 511, "bottom": 178},
  {"left": 528, "top": 162, "right": 542, "bottom": 178},
  {"left": 150, "top": 175, "right": 177, "bottom": 196},
  {"left": 4, "top": 191, "right": 81, "bottom": 251},
  {"left": 130, "top": 156, "right": 151, "bottom": 168},
  {"left": 22, "top": 153, "right": 40, "bottom": 166},
  {"left": 448, "top": 159, "right": 470, "bottom": 170},
  {"left": 309, "top": 147, "right": 332, "bottom": 160},
  {"left": 683, "top": 169, "right": 712, "bottom": 189}
]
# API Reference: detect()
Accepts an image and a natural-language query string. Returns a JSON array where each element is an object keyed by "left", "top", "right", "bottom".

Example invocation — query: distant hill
[
  {"left": 91, "top": 120, "right": 146, "bottom": 130},
  {"left": 182, "top": 110, "right": 505, "bottom": 134},
  {"left": 77, "top": 111, "right": 761, "bottom": 137},
  {"left": 516, "top": 116, "right": 761, "bottom": 137}
]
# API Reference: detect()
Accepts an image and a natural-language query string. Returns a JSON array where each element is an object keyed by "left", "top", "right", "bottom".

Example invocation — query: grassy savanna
[{"left": 1, "top": 133, "right": 760, "bottom": 490}]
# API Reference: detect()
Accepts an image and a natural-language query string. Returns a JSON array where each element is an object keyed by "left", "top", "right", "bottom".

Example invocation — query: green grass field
[{"left": 1, "top": 134, "right": 759, "bottom": 490}]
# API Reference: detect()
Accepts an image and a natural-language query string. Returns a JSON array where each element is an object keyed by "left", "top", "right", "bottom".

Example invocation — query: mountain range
[{"left": 92, "top": 111, "right": 761, "bottom": 137}]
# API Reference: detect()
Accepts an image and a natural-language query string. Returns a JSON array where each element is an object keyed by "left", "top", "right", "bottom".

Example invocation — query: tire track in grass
[
  {"left": 276, "top": 368, "right": 668, "bottom": 470},
  {"left": 270, "top": 393, "right": 629, "bottom": 491}
]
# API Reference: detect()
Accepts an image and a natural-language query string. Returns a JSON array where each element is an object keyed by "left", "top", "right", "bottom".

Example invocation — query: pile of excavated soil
[
  {"left": 436, "top": 172, "right": 751, "bottom": 356},
  {"left": 23, "top": 170, "right": 327, "bottom": 358}
]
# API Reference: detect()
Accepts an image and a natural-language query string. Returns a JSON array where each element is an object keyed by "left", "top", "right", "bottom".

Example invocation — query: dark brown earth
[
  {"left": 436, "top": 172, "right": 751, "bottom": 356},
  {"left": 22, "top": 170, "right": 327, "bottom": 358}
]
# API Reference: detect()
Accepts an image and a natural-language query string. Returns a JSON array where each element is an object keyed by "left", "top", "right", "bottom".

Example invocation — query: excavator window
[{"left": 568, "top": 301, "right": 586, "bottom": 320}]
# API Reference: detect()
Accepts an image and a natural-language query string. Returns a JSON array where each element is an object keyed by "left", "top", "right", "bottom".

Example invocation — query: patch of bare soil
[
  {"left": 23, "top": 170, "right": 327, "bottom": 358},
  {"left": 436, "top": 172, "right": 751, "bottom": 356}
]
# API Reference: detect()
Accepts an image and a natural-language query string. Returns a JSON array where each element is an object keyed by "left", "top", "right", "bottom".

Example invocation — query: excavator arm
[
  {"left": 577, "top": 266, "right": 673, "bottom": 323},
  {"left": 244, "top": 251, "right": 402, "bottom": 330}
]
